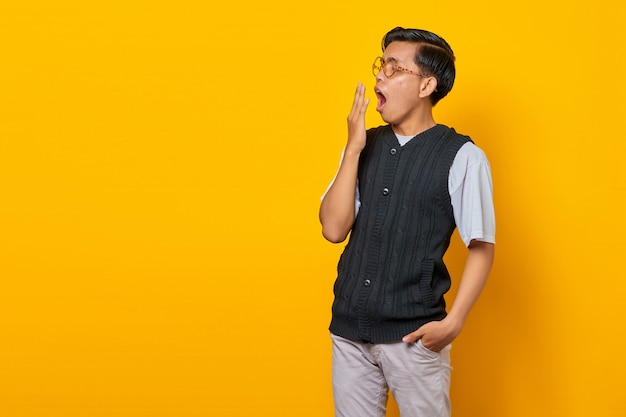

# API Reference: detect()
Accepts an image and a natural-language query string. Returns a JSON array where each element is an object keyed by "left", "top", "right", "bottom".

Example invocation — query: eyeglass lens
[{"left": 373, "top": 57, "right": 395, "bottom": 77}]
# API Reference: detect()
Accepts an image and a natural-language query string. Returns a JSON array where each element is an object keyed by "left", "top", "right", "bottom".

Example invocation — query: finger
[
  {"left": 355, "top": 82, "right": 365, "bottom": 99},
  {"left": 350, "top": 83, "right": 365, "bottom": 116},
  {"left": 359, "top": 97, "right": 370, "bottom": 116},
  {"left": 423, "top": 342, "right": 442, "bottom": 353},
  {"left": 353, "top": 92, "right": 369, "bottom": 123},
  {"left": 402, "top": 330, "right": 421, "bottom": 343},
  {"left": 349, "top": 83, "right": 364, "bottom": 116}
]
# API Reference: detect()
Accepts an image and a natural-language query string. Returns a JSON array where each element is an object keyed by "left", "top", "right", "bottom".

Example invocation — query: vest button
[
  {"left": 382, "top": 187, "right": 389, "bottom": 196},
  {"left": 363, "top": 279, "right": 371, "bottom": 287},
  {"left": 390, "top": 148, "right": 397, "bottom": 155}
]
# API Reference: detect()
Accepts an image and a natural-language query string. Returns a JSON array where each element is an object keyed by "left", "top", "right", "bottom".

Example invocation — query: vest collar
[{"left": 383, "top": 124, "right": 450, "bottom": 148}]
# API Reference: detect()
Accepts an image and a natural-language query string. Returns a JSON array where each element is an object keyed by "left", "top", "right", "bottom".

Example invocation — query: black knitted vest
[{"left": 329, "top": 124, "right": 471, "bottom": 343}]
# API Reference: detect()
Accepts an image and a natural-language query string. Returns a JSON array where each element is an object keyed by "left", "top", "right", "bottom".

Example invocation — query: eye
[
  {"left": 383, "top": 57, "right": 399, "bottom": 77},
  {"left": 385, "top": 57, "right": 397, "bottom": 66}
]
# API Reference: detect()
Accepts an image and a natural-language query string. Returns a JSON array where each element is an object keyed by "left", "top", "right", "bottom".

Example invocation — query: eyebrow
[{"left": 383, "top": 56, "right": 403, "bottom": 64}]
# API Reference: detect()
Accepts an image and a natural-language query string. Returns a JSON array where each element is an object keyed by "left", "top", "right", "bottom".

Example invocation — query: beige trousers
[{"left": 331, "top": 333, "right": 452, "bottom": 417}]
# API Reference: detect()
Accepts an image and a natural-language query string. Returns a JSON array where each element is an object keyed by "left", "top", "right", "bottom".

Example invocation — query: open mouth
[{"left": 375, "top": 89, "right": 387, "bottom": 112}]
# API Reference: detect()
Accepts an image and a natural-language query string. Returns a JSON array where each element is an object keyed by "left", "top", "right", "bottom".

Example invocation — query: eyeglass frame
[{"left": 372, "top": 56, "right": 428, "bottom": 78}]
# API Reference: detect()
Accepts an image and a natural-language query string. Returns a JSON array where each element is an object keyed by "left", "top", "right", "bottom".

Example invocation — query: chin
[
  {"left": 377, "top": 109, "right": 392, "bottom": 124},
  {"left": 380, "top": 114, "right": 397, "bottom": 126}
]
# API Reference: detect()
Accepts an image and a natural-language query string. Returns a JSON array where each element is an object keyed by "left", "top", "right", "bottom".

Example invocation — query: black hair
[{"left": 382, "top": 27, "right": 456, "bottom": 105}]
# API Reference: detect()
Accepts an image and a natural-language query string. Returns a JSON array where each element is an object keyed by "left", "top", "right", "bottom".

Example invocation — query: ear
[{"left": 418, "top": 76, "right": 438, "bottom": 99}]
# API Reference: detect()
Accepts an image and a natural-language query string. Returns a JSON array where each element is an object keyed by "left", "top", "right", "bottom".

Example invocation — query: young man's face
[{"left": 374, "top": 41, "right": 431, "bottom": 130}]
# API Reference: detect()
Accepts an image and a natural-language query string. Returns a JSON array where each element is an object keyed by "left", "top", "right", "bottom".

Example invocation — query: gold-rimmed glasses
[{"left": 372, "top": 56, "right": 427, "bottom": 78}]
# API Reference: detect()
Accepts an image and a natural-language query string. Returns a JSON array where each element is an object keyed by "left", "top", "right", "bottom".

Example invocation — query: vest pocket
[{"left": 419, "top": 259, "right": 436, "bottom": 307}]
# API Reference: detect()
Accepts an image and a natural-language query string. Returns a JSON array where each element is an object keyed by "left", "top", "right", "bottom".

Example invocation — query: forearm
[
  {"left": 446, "top": 240, "right": 495, "bottom": 330},
  {"left": 319, "top": 149, "right": 361, "bottom": 243},
  {"left": 402, "top": 240, "right": 494, "bottom": 349},
  {"left": 320, "top": 82, "right": 369, "bottom": 243}
]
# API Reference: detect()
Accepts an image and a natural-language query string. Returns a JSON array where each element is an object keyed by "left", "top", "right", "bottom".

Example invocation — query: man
[{"left": 319, "top": 27, "right": 495, "bottom": 417}]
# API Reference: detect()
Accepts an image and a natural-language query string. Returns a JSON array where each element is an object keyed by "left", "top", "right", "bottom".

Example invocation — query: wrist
[
  {"left": 443, "top": 314, "right": 464, "bottom": 337},
  {"left": 343, "top": 146, "right": 363, "bottom": 158}
]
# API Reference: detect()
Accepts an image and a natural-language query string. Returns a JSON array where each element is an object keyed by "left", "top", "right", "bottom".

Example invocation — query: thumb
[{"left": 402, "top": 329, "right": 423, "bottom": 344}]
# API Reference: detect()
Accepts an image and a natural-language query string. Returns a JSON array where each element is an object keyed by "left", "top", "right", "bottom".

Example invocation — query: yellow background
[{"left": 1, "top": 1, "right": 625, "bottom": 416}]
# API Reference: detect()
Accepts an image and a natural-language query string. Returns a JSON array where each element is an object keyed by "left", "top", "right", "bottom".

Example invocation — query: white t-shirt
[{"left": 323, "top": 134, "right": 496, "bottom": 247}]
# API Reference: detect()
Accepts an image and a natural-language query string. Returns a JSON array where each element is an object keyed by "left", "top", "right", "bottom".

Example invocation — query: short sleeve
[{"left": 449, "top": 142, "right": 496, "bottom": 247}]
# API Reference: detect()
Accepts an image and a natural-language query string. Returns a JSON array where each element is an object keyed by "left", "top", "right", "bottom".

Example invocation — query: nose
[{"left": 375, "top": 70, "right": 385, "bottom": 84}]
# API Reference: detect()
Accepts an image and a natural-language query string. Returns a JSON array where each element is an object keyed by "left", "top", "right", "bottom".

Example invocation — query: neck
[{"left": 390, "top": 113, "right": 436, "bottom": 137}]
